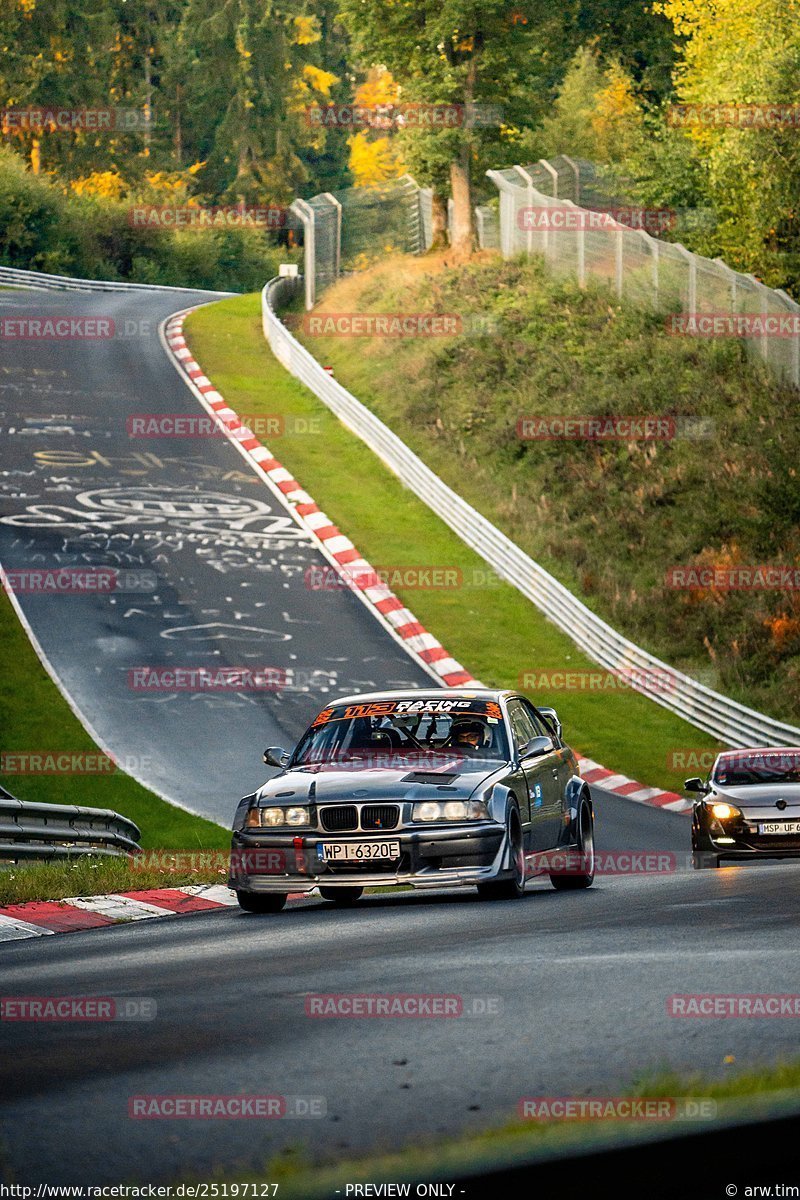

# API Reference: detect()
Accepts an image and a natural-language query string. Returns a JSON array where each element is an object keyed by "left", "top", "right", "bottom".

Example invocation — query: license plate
[
  {"left": 319, "top": 840, "right": 401, "bottom": 862},
  {"left": 758, "top": 821, "right": 800, "bottom": 835}
]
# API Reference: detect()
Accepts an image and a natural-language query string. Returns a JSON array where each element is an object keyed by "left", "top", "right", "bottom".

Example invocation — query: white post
[
  {"left": 321, "top": 192, "right": 342, "bottom": 279},
  {"left": 561, "top": 154, "right": 581, "bottom": 204},
  {"left": 514, "top": 165, "right": 535, "bottom": 258},
  {"left": 290, "top": 198, "right": 315, "bottom": 310},
  {"left": 565, "top": 199, "right": 585, "bottom": 287},
  {"left": 776, "top": 289, "right": 800, "bottom": 387},
  {"left": 538, "top": 158, "right": 559, "bottom": 198},
  {"left": 673, "top": 243, "right": 697, "bottom": 315}
]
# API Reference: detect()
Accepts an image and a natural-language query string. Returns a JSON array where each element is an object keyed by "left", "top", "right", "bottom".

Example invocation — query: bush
[{"left": 0, "top": 148, "right": 289, "bottom": 291}]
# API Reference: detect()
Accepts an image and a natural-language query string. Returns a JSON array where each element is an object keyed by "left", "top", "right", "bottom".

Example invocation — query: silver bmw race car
[{"left": 228, "top": 688, "right": 595, "bottom": 912}]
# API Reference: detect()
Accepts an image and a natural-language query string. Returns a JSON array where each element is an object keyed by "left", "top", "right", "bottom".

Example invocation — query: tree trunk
[
  {"left": 449, "top": 150, "right": 472, "bottom": 256},
  {"left": 448, "top": 54, "right": 477, "bottom": 257},
  {"left": 430, "top": 191, "right": 448, "bottom": 249},
  {"left": 173, "top": 84, "right": 183, "bottom": 166},
  {"left": 143, "top": 50, "right": 152, "bottom": 158}
]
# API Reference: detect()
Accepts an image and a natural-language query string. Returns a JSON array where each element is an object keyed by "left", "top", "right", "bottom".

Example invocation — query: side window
[
  {"left": 521, "top": 699, "right": 558, "bottom": 743},
  {"left": 506, "top": 701, "right": 537, "bottom": 753}
]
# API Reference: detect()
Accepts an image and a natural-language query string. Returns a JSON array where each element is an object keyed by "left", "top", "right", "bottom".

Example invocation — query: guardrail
[
  {"left": 262, "top": 275, "right": 800, "bottom": 749},
  {"left": 0, "top": 265, "right": 235, "bottom": 296},
  {"left": 0, "top": 785, "right": 141, "bottom": 862}
]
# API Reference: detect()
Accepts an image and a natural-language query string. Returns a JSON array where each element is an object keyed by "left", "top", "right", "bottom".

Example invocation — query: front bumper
[
  {"left": 693, "top": 809, "right": 800, "bottom": 861},
  {"left": 229, "top": 823, "right": 506, "bottom": 893}
]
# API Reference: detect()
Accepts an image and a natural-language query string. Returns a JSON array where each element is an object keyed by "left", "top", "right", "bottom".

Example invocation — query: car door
[
  {"left": 506, "top": 699, "right": 561, "bottom": 851},
  {"left": 521, "top": 699, "right": 570, "bottom": 849}
]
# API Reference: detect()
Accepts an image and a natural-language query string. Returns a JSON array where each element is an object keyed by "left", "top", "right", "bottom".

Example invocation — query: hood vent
[{"left": 402, "top": 772, "right": 458, "bottom": 785}]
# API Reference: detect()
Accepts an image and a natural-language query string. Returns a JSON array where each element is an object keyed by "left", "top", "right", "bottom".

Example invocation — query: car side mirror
[
  {"left": 263, "top": 746, "right": 290, "bottom": 769},
  {"left": 538, "top": 707, "right": 562, "bottom": 742},
  {"left": 684, "top": 777, "right": 709, "bottom": 794},
  {"left": 522, "top": 735, "right": 555, "bottom": 759}
]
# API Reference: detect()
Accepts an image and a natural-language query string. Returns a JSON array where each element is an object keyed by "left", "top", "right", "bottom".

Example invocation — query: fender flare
[{"left": 564, "top": 775, "right": 593, "bottom": 843}]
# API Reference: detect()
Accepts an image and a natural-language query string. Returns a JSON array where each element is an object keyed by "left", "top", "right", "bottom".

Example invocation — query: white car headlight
[
  {"left": 245, "top": 806, "right": 312, "bottom": 828},
  {"left": 412, "top": 800, "right": 488, "bottom": 823}
]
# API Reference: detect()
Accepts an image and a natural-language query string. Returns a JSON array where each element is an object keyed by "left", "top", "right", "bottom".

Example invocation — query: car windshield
[
  {"left": 712, "top": 751, "right": 800, "bottom": 786},
  {"left": 291, "top": 698, "right": 510, "bottom": 767}
]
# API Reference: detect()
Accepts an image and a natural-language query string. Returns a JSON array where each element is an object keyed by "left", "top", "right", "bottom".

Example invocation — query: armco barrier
[
  {"left": 0, "top": 785, "right": 141, "bottom": 861},
  {"left": 262, "top": 275, "right": 800, "bottom": 749},
  {"left": 0, "top": 265, "right": 234, "bottom": 296}
]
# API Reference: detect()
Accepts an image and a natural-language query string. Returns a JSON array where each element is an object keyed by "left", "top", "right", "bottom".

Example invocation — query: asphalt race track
[
  {"left": 0, "top": 287, "right": 431, "bottom": 819},
  {"left": 1, "top": 830, "right": 799, "bottom": 1184},
  {"left": 2, "top": 286, "right": 800, "bottom": 1188}
]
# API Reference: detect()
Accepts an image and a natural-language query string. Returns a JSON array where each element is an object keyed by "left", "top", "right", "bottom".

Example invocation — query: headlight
[
  {"left": 709, "top": 802, "right": 742, "bottom": 821},
  {"left": 245, "top": 806, "right": 312, "bottom": 828},
  {"left": 412, "top": 799, "right": 489, "bottom": 823}
]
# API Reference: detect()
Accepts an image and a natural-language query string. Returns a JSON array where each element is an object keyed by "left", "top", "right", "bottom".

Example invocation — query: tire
[
  {"left": 477, "top": 807, "right": 526, "bottom": 901},
  {"left": 692, "top": 851, "right": 720, "bottom": 870},
  {"left": 318, "top": 886, "right": 364, "bottom": 905},
  {"left": 550, "top": 801, "right": 595, "bottom": 890},
  {"left": 236, "top": 890, "right": 287, "bottom": 913}
]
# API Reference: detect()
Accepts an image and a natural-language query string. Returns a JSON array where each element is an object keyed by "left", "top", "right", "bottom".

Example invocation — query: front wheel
[
  {"left": 236, "top": 890, "right": 287, "bottom": 913},
  {"left": 477, "top": 809, "right": 525, "bottom": 901},
  {"left": 550, "top": 801, "right": 595, "bottom": 890},
  {"left": 318, "top": 886, "right": 364, "bottom": 905}
]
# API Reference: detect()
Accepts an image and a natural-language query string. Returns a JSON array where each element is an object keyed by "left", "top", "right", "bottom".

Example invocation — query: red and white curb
[
  {"left": 0, "top": 885, "right": 309, "bottom": 942},
  {"left": 577, "top": 758, "right": 689, "bottom": 813},
  {"left": 162, "top": 310, "right": 691, "bottom": 818},
  {"left": 163, "top": 310, "right": 473, "bottom": 689}
]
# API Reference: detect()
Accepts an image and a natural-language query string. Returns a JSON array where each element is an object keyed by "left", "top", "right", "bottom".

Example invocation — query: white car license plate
[
  {"left": 320, "top": 840, "right": 401, "bottom": 862},
  {"left": 758, "top": 821, "right": 800, "bottom": 835}
]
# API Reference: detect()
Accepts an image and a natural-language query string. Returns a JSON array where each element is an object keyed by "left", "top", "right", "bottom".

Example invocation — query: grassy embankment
[{"left": 185, "top": 290, "right": 723, "bottom": 794}]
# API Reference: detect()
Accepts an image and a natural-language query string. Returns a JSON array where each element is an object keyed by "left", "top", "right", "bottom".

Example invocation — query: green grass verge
[
  {"left": 173, "top": 1058, "right": 800, "bottom": 1194},
  {"left": 0, "top": 853, "right": 228, "bottom": 907},
  {"left": 185, "top": 293, "right": 721, "bottom": 794},
  {"left": 0, "top": 585, "right": 227, "bottom": 860}
]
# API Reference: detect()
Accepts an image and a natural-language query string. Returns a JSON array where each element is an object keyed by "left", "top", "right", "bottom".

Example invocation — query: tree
[
  {"left": 167, "top": 0, "right": 350, "bottom": 203},
  {"left": 337, "top": 0, "right": 568, "bottom": 255},
  {"left": 656, "top": 0, "right": 800, "bottom": 288}
]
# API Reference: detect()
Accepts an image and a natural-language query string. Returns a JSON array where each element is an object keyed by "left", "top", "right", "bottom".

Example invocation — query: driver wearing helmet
[{"left": 447, "top": 717, "right": 487, "bottom": 751}]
